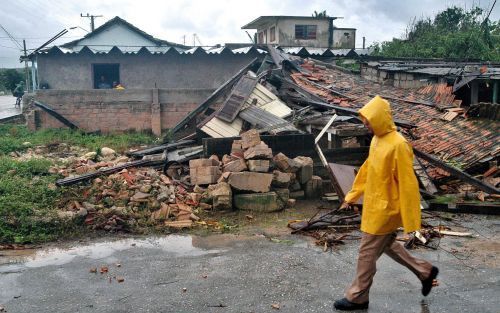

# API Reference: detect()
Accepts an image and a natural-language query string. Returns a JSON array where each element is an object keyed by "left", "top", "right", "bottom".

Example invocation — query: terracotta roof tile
[{"left": 290, "top": 60, "right": 500, "bottom": 178}]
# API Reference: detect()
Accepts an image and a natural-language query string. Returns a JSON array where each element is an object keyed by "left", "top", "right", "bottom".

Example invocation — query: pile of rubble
[
  {"left": 59, "top": 166, "right": 206, "bottom": 231},
  {"left": 191, "top": 129, "right": 323, "bottom": 213},
  {"left": 52, "top": 129, "right": 325, "bottom": 232}
]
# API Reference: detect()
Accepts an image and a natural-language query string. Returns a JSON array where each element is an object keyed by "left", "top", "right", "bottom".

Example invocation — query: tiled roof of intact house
[{"left": 289, "top": 59, "right": 499, "bottom": 177}]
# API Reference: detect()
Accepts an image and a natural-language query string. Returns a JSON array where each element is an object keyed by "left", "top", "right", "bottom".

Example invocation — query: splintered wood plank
[
  {"left": 413, "top": 157, "right": 438, "bottom": 195},
  {"left": 216, "top": 75, "right": 258, "bottom": 122}
]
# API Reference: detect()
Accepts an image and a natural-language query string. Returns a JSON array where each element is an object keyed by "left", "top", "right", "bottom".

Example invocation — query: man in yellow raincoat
[{"left": 334, "top": 96, "right": 439, "bottom": 311}]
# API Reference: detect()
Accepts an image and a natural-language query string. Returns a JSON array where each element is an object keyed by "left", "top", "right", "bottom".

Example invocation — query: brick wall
[{"left": 28, "top": 89, "right": 213, "bottom": 135}]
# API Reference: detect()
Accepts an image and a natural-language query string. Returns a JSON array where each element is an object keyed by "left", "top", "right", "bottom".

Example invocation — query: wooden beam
[
  {"left": 367, "top": 93, "right": 435, "bottom": 108},
  {"left": 293, "top": 98, "right": 417, "bottom": 129},
  {"left": 34, "top": 101, "right": 78, "bottom": 129},
  {"left": 414, "top": 148, "right": 499, "bottom": 195},
  {"left": 315, "top": 114, "right": 338, "bottom": 144}
]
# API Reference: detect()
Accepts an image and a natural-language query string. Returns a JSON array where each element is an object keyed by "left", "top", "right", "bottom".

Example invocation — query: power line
[
  {"left": 0, "top": 24, "right": 22, "bottom": 49},
  {"left": 0, "top": 36, "right": 82, "bottom": 40},
  {"left": 485, "top": 0, "right": 497, "bottom": 20}
]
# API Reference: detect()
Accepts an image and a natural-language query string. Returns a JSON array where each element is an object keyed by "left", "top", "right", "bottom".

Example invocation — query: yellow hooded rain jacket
[{"left": 344, "top": 96, "right": 421, "bottom": 235}]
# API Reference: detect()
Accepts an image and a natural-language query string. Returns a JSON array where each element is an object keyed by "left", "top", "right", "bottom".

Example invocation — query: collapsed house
[{"left": 20, "top": 15, "right": 498, "bottom": 219}]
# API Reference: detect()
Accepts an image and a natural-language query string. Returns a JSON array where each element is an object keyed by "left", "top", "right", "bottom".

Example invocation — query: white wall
[
  {"left": 332, "top": 28, "right": 356, "bottom": 49},
  {"left": 72, "top": 24, "right": 158, "bottom": 52}
]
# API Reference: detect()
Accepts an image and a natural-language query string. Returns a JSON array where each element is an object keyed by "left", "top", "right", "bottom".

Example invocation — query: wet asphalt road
[
  {"left": 0, "top": 95, "right": 22, "bottom": 120},
  {"left": 0, "top": 217, "right": 499, "bottom": 313}
]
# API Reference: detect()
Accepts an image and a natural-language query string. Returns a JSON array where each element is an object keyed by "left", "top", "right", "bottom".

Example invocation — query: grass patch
[
  {"left": 0, "top": 124, "right": 159, "bottom": 244},
  {"left": 0, "top": 124, "right": 158, "bottom": 155},
  {"left": 335, "top": 59, "right": 360, "bottom": 72},
  {"left": 0, "top": 157, "right": 71, "bottom": 243},
  {"left": 431, "top": 195, "right": 458, "bottom": 204}
]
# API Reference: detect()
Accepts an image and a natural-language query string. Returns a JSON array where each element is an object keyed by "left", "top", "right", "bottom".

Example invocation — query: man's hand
[
  {"left": 339, "top": 201, "right": 351, "bottom": 210},
  {"left": 340, "top": 201, "right": 359, "bottom": 213}
]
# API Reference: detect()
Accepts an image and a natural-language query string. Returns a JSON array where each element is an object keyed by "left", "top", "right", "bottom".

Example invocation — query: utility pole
[
  {"left": 22, "top": 40, "right": 30, "bottom": 92},
  {"left": 80, "top": 13, "right": 102, "bottom": 32}
]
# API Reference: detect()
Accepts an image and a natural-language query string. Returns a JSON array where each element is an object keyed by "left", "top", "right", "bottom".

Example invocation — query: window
[
  {"left": 258, "top": 31, "right": 264, "bottom": 44},
  {"left": 295, "top": 25, "right": 317, "bottom": 40},
  {"left": 270, "top": 26, "right": 276, "bottom": 42},
  {"left": 93, "top": 64, "right": 120, "bottom": 89}
]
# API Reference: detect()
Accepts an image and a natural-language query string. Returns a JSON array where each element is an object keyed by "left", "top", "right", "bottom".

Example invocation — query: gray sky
[{"left": 0, "top": 0, "right": 498, "bottom": 68}]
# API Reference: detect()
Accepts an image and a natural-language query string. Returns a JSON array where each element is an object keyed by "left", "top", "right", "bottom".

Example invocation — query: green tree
[
  {"left": 0, "top": 69, "right": 24, "bottom": 93},
  {"left": 371, "top": 6, "right": 500, "bottom": 61}
]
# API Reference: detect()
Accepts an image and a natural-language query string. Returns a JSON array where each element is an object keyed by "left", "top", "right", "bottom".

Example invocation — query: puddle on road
[
  {"left": 0, "top": 235, "right": 223, "bottom": 269},
  {"left": 0, "top": 234, "right": 313, "bottom": 270}
]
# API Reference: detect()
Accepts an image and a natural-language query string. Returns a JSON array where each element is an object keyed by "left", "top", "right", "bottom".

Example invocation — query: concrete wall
[
  {"left": 37, "top": 52, "right": 259, "bottom": 90},
  {"left": 28, "top": 88, "right": 213, "bottom": 134},
  {"left": 277, "top": 18, "right": 331, "bottom": 48},
  {"left": 332, "top": 28, "right": 355, "bottom": 49}
]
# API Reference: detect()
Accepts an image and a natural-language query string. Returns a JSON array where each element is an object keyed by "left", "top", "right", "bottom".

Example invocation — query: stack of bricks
[{"left": 190, "top": 129, "right": 323, "bottom": 213}]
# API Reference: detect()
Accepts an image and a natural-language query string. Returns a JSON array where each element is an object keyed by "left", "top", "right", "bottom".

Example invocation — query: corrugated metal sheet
[
  {"left": 239, "top": 106, "right": 297, "bottom": 134},
  {"left": 407, "top": 67, "right": 462, "bottom": 76},
  {"left": 38, "top": 45, "right": 267, "bottom": 56},
  {"left": 353, "top": 48, "right": 372, "bottom": 56},
  {"left": 278, "top": 47, "right": 370, "bottom": 57}
]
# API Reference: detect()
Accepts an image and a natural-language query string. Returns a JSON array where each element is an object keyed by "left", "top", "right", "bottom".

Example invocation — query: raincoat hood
[{"left": 359, "top": 95, "right": 396, "bottom": 137}]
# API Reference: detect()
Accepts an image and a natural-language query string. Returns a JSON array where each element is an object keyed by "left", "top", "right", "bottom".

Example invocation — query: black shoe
[
  {"left": 421, "top": 266, "right": 439, "bottom": 296},
  {"left": 333, "top": 298, "right": 369, "bottom": 311}
]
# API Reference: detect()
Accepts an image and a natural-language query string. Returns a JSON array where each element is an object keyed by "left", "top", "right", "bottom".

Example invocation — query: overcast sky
[{"left": 0, "top": 0, "right": 498, "bottom": 68}]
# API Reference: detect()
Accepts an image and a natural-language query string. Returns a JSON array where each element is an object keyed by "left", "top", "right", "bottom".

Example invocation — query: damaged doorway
[{"left": 93, "top": 63, "right": 120, "bottom": 89}]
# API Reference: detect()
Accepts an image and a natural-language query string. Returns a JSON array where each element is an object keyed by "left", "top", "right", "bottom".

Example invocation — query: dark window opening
[
  {"left": 454, "top": 80, "right": 494, "bottom": 107},
  {"left": 270, "top": 26, "right": 276, "bottom": 42},
  {"left": 295, "top": 25, "right": 317, "bottom": 40},
  {"left": 93, "top": 64, "right": 119, "bottom": 89}
]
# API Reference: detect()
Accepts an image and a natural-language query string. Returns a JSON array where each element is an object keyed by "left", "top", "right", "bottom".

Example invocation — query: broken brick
[
  {"left": 223, "top": 158, "right": 247, "bottom": 173},
  {"left": 244, "top": 142, "right": 273, "bottom": 160},
  {"left": 272, "top": 170, "right": 292, "bottom": 188},
  {"left": 273, "top": 153, "right": 300, "bottom": 173},
  {"left": 234, "top": 192, "right": 280, "bottom": 212},
  {"left": 240, "top": 129, "right": 261, "bottom": 149},
  {"left": 304, "top": 175, "right": 323, "bottom": 199},
  {"left": 294, "top": 156, "right": 314, "bottom": 184},
  {"left": 190, "top": 166, "right": 221, "bottom": 185},
  {"left": 208, "top": 182, "right": 232, "bottom": 210},
  {"left": 228, "top": 172, "right": 273, "bottom": 193},
  {"left": 189, "top": 158, "right": 218, "bottom": 168},
  {"left": 247, "top": 159, "right": 270, "bottom": 172},
  {"left": 231, "top": 140, "right": 244, "bottom": 155}
]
